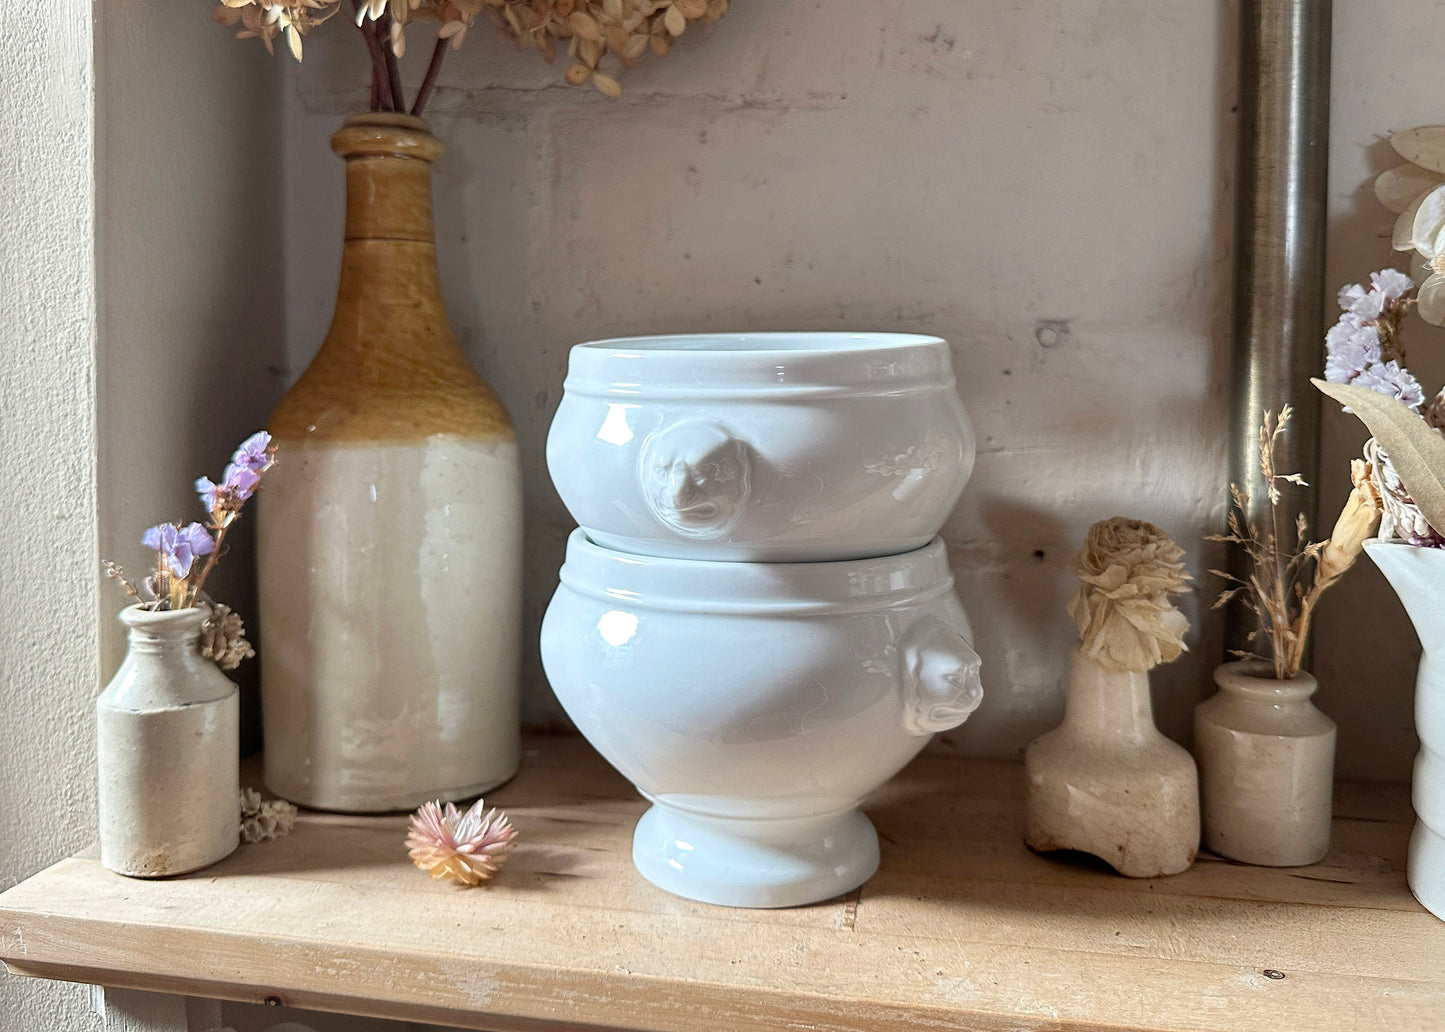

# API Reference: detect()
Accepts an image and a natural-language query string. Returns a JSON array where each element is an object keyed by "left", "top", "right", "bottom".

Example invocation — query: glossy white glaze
[
  {"left": 259, "top": 436, "right": 523, "bottom": 812},
  {"left": 540, "top": 531, "right": 983, "bottom": 907},
  {"left": 97, "top": 606, "right": 239, "bottom": 877},
  {"left": 1365, "top": 540, "right": 1445, "bottom": 919},
  {"left": 547, "top": 333, "right": 975, "bottom": 561}
]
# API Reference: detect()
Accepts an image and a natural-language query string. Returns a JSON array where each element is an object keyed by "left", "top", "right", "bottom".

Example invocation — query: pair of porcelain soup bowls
[{"left": 541, "top": 333, "right": 984, "bottom": 907}]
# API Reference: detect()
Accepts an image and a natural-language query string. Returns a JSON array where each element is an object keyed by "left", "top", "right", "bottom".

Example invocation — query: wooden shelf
[{"left": 0, "top": 735, "right": 1440, "bottom": 1032}]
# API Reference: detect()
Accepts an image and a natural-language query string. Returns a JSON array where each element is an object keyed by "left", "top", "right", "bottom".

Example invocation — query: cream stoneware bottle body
[
  {"left": 97, "top": 605, "right": 239, "bottom": 877},
  {"left": 1025, "top": 648, "right": 1199, "bottom": 878},
  {"left": 1194, "top": 660, "right": 1335, "bottom": 866},
  {"left": 258, "top": 114, "right": 522, "bottom": 812}
]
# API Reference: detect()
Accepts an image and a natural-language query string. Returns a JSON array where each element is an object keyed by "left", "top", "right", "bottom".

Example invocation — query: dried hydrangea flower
[
  {"left": 406, "top": 798, "right": 517, "bottom": 885},
  {"left": 486, "top": 0, "right": 729, "bottom": 95},
  {"left": 239, "top": 788, "right": 299, "bottom": 843},
  {"left": 1067, "top": 517, "right": 1191, "bottom": 674}
]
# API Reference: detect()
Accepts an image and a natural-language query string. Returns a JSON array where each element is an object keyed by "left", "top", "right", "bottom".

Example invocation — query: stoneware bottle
[
  {"left": 97, "top": 606, "right": 239, "bottom": 877},
  {"left": 1194, "top": 661, "right": 1336, "bottom": 866},
  {"left": 259, "top": 113, "right": 523, "bottom": 812},
  {"left": 1025, "top": 648, "right": 1200, "bottom": 877}
]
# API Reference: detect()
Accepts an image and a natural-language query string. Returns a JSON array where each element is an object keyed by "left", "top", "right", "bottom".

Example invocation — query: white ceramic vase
[
  {"left": 541, "top": 532, "right": 984, "bottom": 908},
  {"left": 97, "top": 606, "right": 239, "bottom": 877},
  {"left": 1194, "top": 661, "right": 1335, "bottom": 866},
  {"left": 1024, "top": 648, "right": 1199, "bottom": 877},
  {"left": 1364, "top": 539, "right": 1445, "bottom": 919}
]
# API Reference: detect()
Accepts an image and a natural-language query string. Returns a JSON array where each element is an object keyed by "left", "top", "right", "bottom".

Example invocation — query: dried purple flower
[
  {"left": 232, "top": 431, "right": 275, "bottom": 475},
  {"left": 142, "top": 522, "right": 215, "bottom": 579},
  {"left": 1353, "top": 360, "right": 1425, "bottom": 411},
  {"left": 1324, "top": 314, "right": 1383, "bottom": 384},
  {"left": 1372, "top": 268, "right": 1415, "bottom": 300}
]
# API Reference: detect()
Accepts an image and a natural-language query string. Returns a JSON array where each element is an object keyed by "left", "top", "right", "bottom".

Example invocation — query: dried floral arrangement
[
  {"left": 1209, "top": 407, "right": 1382, "bottom": 680},
  {"left": 214, "top": 0, "right": 729, "bottom": 107},
  {"left": 1309, "top": 126, "right": 1445, "bottom": 543},
  {"left": 1067, "top": 517, "right": 1192, "bottom": 674},
  {"left": 406, "top": 797, "right": 518, "bottom": 885},
  {"left": 104, "top": 431, "right": 276, "bottom": 670}
]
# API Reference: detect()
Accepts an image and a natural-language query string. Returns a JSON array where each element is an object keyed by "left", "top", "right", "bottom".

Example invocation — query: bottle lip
[
  {"left": 1213, "top": 659, "right": 1318, "bottom": 699},
  {"left": 332, "top": 113, "right": 442, "bottom": 163},
  {"left": 119, "top": 604, "right": 208, "bottom": 637}
]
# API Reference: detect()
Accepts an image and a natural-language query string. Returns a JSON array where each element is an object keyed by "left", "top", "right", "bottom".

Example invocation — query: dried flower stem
[
  {"left": 349, "top": 0, "right": 396, "bottom": 110},
  {"left": 411, "top": 35, "right": 449, "bottom": 116},
  {"left": 1209, "top": 406, "right": 1381, "bottom": 678},
  {"left": 378, "top": 14, "right": 406, "bottom": 112}
]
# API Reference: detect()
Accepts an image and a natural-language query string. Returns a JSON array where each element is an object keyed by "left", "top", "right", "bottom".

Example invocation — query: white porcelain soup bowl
[
  {"left": 540, "top": 529, "right": 985, "bottom": 908},
  {"left": 546, "top": 332, "right": 975, "bottom": 561}
]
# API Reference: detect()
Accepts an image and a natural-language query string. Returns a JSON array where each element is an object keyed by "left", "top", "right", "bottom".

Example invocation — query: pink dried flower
[{"left": 406, "top": 798, "right": 517, "bottom": 886}]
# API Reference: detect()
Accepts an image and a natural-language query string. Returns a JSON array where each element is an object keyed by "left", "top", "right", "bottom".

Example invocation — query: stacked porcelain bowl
[{"left": 541, "top": 332, "right": 985, "bottom": 908}]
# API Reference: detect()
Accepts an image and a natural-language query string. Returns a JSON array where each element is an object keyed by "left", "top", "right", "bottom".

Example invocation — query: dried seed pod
[
  {"left": 593, "top": 72, "right": 623, "bottom": 97},
  {"left": 565, "top": 61, "right": 592, "bottom": 84}
]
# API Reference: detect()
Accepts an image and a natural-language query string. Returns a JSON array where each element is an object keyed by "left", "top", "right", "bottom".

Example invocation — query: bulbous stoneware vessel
[
  {"left": 541, "top": 531, "right": 984, "bottom": 908},
  {"left": 547, "top": 332, "right": 975, "bottom": 562}
]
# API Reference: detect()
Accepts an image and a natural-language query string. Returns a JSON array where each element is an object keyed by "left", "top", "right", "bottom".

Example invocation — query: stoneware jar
[
  {"left": 540, "top": 530, "right": 984, "bottom": 908},
  {"left": 547, "top": 332, "right": 975, "bottom": 562},
  {"left": 259, "top": 113, "right": 522, "bottom": 812},
  {"left": 1364, "top": 540, "right": 1445, "bottom": 918},
  {"left": 1025, "top": 649, "right": 1199, "bottom": 878},
  {"left": 1194, "top": 661, "right": 1336, "bottom": 867},
  {"left": 97, "top": 606, "right": 239, "bottom": 878}
]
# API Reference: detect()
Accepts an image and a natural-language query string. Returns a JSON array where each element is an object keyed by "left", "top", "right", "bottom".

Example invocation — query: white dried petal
[
  {"left": 593, "top": 71, "right": 622, "bottom": 97},
  {"left": 663, "top": 3, "right": 685, "bottom": 35}
]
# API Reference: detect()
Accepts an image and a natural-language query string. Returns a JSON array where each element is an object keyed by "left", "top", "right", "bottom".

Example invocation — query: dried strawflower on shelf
[
  {"left": 213, "top": 0, "right": 727, "bottom": 109},
  {"left": 1209, "top": 406, "right": 1382, "bottom": 680},
  {"left": 1067, "top": 517, "right": 1192, "bottom": 674},
  {"left": 240, "top": 788, "right": 299, "bottom": 843},
  {"left": 406, "top": 798, "right": 518, "bottom": 885}
]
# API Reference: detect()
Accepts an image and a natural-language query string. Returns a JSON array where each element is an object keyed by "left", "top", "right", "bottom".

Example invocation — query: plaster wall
[
  {"left": 0, "top": 1, "right": 98, "bottom": 1029},
  {"left": 0, "top": 1, "right": 281, "bottom": 1028},
  {"left": 284, "top": 0, "right": 1235, "bottom": 750}
]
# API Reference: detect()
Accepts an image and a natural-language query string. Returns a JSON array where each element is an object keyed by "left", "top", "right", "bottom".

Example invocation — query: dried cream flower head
[
  {"left": 1375, "top": 127, "right": 1445, "bottom": 325},
  {"left": 406, "top": 798, "right": 518, "bottom": 885},
  {"left": 488, "top": 0, "right": 729, "bottom": 96},
  {"left": 1067, "top": 517, "right": 1192, "bottom": 674},
  {"left": 239, "top": 788, "right": 299, "bottom": 843},
  {"left": 214, "top": 0, "right": 727, "bottom": 102}
]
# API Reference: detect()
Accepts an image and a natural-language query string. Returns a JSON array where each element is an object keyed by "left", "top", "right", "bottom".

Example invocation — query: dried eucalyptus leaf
[
  {"left": 1376, "top": 163, "right": 1445, "bottom": 215},
  {"left": 1392, "top": 127, "right": 1445, "bottom": 175},
  {"left": 1315, "top": 377, "right": 1445, "bottom": 537}
]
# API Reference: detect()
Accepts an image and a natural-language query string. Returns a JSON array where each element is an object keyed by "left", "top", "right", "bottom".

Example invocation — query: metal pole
[{"left": 1227, "top": 0, "right": 1331, "bottom": 656}]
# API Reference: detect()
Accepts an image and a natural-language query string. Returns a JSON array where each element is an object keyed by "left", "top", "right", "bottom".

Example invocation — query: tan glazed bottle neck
[{"left": 267, "top": 113, "right": 513, "bottom": 444}]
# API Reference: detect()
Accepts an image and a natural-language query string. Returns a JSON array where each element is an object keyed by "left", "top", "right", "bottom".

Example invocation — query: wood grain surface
[{"left": 1, "top": 735, "right": 1439, "bottom": 1032}]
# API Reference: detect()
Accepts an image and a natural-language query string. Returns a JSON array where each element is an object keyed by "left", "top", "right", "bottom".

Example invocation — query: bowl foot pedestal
[{"left": 631, "top": 802, "right": 880, "bottom": 908}]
